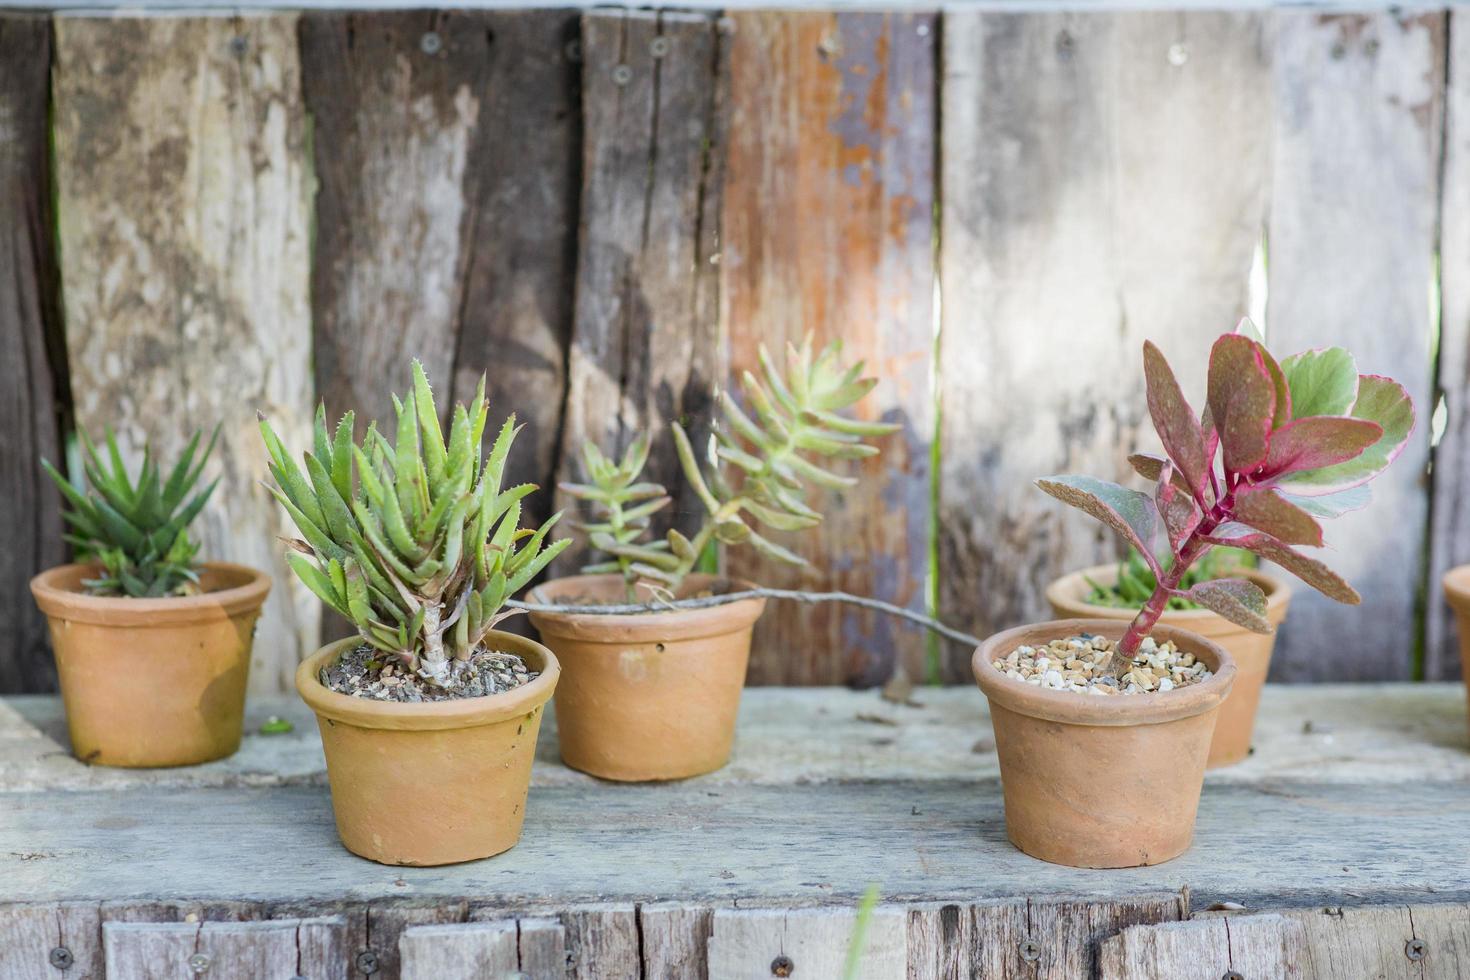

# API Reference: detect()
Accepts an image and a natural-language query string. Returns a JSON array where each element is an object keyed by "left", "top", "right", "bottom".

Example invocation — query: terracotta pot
[
  {"left": 1046, "top": 564, "right": 1289, "bottom": 768},
  {"left": 527, "top": 573, "right": 766, "bottom": 782},
  {"left": 973, "top": 619, "right": 1235, "bottom": 868},
  {"left": 1441, "top": 566, "right": 1470, "bottom": 734},
  {"left": 30, "top": 562, "right": 271, "bottom": 768},
  {"left": 296, "top": 631, "right": 558, "bottom": 866}
]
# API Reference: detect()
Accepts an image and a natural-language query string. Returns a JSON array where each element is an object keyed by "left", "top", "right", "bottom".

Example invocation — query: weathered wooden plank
[
  {"left": 1099, "top": 914, "right": 1303, "bottom": 979},
  {"left": 518, "top": 916, "right": 569, "bottom": 979},
  {"left": 1266, "top": 11, "right": 1444, "bottom": 681},
  {"left": 1296, "top": 905, "right": 1421, "bottom": 978},
  {"left": 722, "top": 11, "right": 936, "bottom": 686},
  {"left": 553, "top": 9, "right": 727, "bottom": 571},
  {"left": 0, "top": 902, "right": 103, "bottom": 980},
  {"left": 708, "top": 906, "right": 907, "bottom": 979},
  {"left": 0, "top": 14, "right": 66, "bottom": 695},
  {"left": 1405, "top": 903, "right": 1470, "bottom": 977},
  {"left": 400, "top": 921, "right": 517, "bottom": 978},
  {"left": 448, "top": 11, "right": 581, "bottom": 534},
  {"left": 352, "top": 904, "right": 467, "bottom": 980},
  {"left": 51, "top": 15, "right": 317, "bottom": 692},
  {"left": 937, "top": 11, "right": 1271, "bottom": 681},
  {"left": 641, "top": 904, "right": 712, "bottom": 979},
  {"left": 104, "top": 918, "right": 346, "bottom": 980},
  {"left": 561, "top": 905, "right": 639, "bottom": 980},
  {"left": 1428, "top": 11, "right": 1470, "bottom": 683}
]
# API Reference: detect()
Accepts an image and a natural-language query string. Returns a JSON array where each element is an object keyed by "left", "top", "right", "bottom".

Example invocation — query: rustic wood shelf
[{"left": 4, "top": 684, "right": 1468, "bottom": 978}]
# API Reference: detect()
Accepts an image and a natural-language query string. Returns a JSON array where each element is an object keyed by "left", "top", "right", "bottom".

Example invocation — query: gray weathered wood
[
  {"left": 400, "top": 921, "right": 517, "bottom": 978},
  {"left": 448, "top": 11, "right": 581, "bottom": 535},
  {"left": 51, "top": 14, "right": 318, "bottom": 692},
  {"left": 518, "top": 917, "right": 569, "bottom": 979},
  {"left": 708, "top": 906, "right": 906, "bottom": 979},
  {"left": 104, "top": 918, "right": 346, "bottom": 980},
  {"left": 0, "top": 14, "right": 66, "bottom": 695},
  {"left": 561, "top": 905, "right": 639, "bottom": 979},
  {"left": 353, "top": 904, "right": 467, "bottom": 980},
  {"left": 1265, "top": 11, "right": 1444, "bottom": 681},
  {"left": 1099, "top": 913, "right": 1303, "bottom": 979},
  {"left": 0, "top": 902, "right": 103, "bottom": 980},
  {"left": 641, "top": 904, "right": 712, "bottom": 979},
  {"left": 7, "top": 683, "right": 1470, "bottom": 793},
  {"left": 553, "top": 9, "right": 727, "bottom": 572},
  {"left": 938, "top": 10, "right": 1272, "bottom": 681},
  {"left": 1429, "top": 10, "right": 1470, "bottom": 683},
  {"left": 721, "top": 11, "right": 936, "bottom": 686}
]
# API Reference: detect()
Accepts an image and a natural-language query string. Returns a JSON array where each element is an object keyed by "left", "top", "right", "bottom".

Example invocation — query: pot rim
[
  {"left": 527, "top": 572, "right": 766, "bottom": 642},
  {"left": 1443, "top": 565, "right": 1470, "bottom": 613},
  {"left": 973, "top": 618, "right": 1236, "bottom": 727},
  {"left": 1046, "top": 563, "right": 1291, "bottom": 625},
  {"left": 30, "top": 561, "right": 272, "bottom": 625},
  {"left": 296, "top": 631, "right": 560, "bottom": 732}
]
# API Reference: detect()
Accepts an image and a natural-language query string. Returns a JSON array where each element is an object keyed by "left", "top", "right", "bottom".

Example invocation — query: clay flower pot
[
  {"left": 296, "top": 630, "right": 558, "bottom": 866},
  {"left": 1441, "top": 566, "right": 1470, "bottom": 733},
  {"left": 1047, "top": 565, "right": 1289, "bottom": 768},
  {"left": 973, "top": 619, "right": 1235, "bottom": 868},
  {"left": 30, "top": 561, "right": 271, "bottom": 768},
  {"left": 527, "top": 573, "right": 766, "bottom": 782}
]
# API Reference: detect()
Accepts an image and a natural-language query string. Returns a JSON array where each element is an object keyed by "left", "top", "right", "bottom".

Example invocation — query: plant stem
[
  {"left": 1111, "top": 517, "right": 1220, "bottom": 675},
  {"left": 506, "top": 588, "right": 983, "bottom": 648}
]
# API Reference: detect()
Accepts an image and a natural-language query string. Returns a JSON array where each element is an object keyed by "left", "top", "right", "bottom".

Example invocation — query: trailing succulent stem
[
  {"left": 43, "top": 427, "right": 220, "bottom": 598},
  {"left": 562, "top": 336, "right": 898, "bottom": 594},
  {"left": 262, "top": 361, "right": 570, "bottom": 689},
  {"left": 1038, "top": 320, "right": 1414, "bottom": 678}
]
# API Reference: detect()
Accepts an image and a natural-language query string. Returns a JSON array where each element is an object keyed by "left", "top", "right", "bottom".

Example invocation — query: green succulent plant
[
  {"left": 42, "top": 427, "right": 219, "bottom": 598},
  {"left": 562, "top": 336, "right": 898, "bottom": 593},
  {"left": 261, "top": 361, "right": 570, "bottom": 689},
  {"left": 1084, "top": 548, "right": 1255, "bottom": 612}
]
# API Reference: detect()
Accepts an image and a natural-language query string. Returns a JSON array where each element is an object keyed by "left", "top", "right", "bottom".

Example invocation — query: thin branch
[{"left": 505, "top": 588, "right": 982, "bottom": 648}]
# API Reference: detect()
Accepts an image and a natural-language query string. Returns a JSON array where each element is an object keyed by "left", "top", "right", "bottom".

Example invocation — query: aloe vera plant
[
  {"left": 42, "top": 428, "right": 219, "bottom": 598},
  {"left": 1085, "top": 548, "right": 1255, "bottom": 612},
  {"left": 1038, "top": 321, "right": 1414, "bottom": 676},
  {"left": 561, "top": 336, "right": 898, "bottom": 593},
  {"left": 261, "top": 361, "right": 569, "bottom": 689}
]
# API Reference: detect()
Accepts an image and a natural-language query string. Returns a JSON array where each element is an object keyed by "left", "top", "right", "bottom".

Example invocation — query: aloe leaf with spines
[
  {"left": 569, "top": 335, "right": 899, "bottom": 593},
  {"left": 1038, "top": 320, "right": 1414, "bottom": 677},
  {"left": 42, "top": 426, "right": 221, "bottom": 598},
  {"left": 262, "top": 360, "right": 571, "bottom": 690}
]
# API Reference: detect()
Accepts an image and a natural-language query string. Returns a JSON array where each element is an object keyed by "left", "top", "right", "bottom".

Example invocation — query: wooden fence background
[{"left": 0, "top": 7, "right": 1465, "bottom": 695}]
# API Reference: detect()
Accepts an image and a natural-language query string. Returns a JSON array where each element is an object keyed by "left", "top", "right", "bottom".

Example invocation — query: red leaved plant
[{"left": 1037, "top": 321, "right": 1415, "bottom": 677}]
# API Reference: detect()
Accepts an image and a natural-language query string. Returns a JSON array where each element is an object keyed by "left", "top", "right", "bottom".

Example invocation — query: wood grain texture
[
  {"left": 938, "top": 10, "right": 1272, "bottom": 681},
  {"left": 104, "top": 919, "right": 346, "bottom": 980},
  {"left": 554, "top": 9, "right": 728, "bottom": 572},
  {"left": 1266, "top": 11, "right": 1444, "bottom": 682},
  {"left": 399, "top": 921, "right": 517, "bottom": 978},
  {"left": 722, "top": 11, "right": 936, "bottom": 686},
  {"left": 561, "top": 905, "right": 640, "bottom": 979},
  {"left": 641, "top": 904, "right": 713, "bottom": 979},
  {"left": 51, "top": 15, "right": 317, "bottom": 692},
  {"left": 1428, "top": 11, "right": 1470, "bottom": 683},
  {"left": 517, "top": 916, "right": 569, "bottom": 978},
  {"left": 1099, "top": 914, "right": 1303, "bottom": 979},
  {"left": 354, "top": 904, "right": 466, "bottom": 980},
  {"left": 707, "top": 906, "right": 907, "bottom": 979},
  {"left": 0, "top": 901, "right": 103, "bottom": 980},
  {"left": 0, "top": 14, "right": 66, "bottom": 695}
]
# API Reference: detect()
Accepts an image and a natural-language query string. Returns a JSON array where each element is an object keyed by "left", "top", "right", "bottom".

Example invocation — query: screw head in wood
[
  {"left": 188, "top": 952, "right": 211, "bottom": 975},
  {"left": 355, "top": 949, "right": 380, "bottom": 974},
  {"left": 229, "top": 35, "right": 247, "bottom": 56},
  {"left": 1018, "top": 937, "right": 1041, "bottom": 963},
  {"left": 770, "top": 954, "right": 794, "bottom": 976},
  {"left": 48, "top": 946, "right": 73, "bottom": 970},
  {"left": 420, "top": 31, "right": 442, "bottom": 55},
  {"left": 1223, "top": 972, "right": 1244, "bottom": 980},
  {"left": 1406, "top": 938, "right": 1428, "bottom": 961},
  {"left": 564, "top": 39, "right": 582, "bottom": 63},
  {"left": 650, "top": 36, "right": 670, "bottom": 58},
  {"left": 612, "top": 64, "right": 633, "bottom": 85}
]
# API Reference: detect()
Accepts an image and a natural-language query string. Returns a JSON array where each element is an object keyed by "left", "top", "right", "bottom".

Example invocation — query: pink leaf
[
  {"left": 1203, "top": 527, "right": 1359, "bottom": 604},
  {"left": 1207, "top": 334, "right": 1277, "bottom": 476},
  {"left": 1155, "top": 461, "right": 1201, "bottom": 552},
  {"left": 1233, "top": 486, "right": 1324, "bottom": 547},
  {"left": 1143, "top": 340, "right": 1208, "bottom": 497},
  {"left": 1186, "top": 577, "right": 1273, "bottom": 634},
  {"left": 1035, "top": 476, "right": 1161, "bottom": 574},
  {"left": 1128, "top": 453, "right": 1194, "bottom": 496},
  {"left": 1256, "top": 416, "right": 1383, "bottom": 483}
]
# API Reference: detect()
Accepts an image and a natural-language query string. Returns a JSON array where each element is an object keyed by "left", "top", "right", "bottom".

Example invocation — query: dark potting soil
[{"left": 320, "top": 644, "right": 538, "bottom": 703}]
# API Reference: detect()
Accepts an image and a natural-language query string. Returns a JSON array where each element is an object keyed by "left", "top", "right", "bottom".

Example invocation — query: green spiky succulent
[
  {"left": 562, "top": 336, "right": 898, "bottom": 593},
  {"left": 42, "top": 428, "right": 220, "bottom": 598},
  {"left": 261, "top": 361, "right": 570, "bottom": 688}
]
